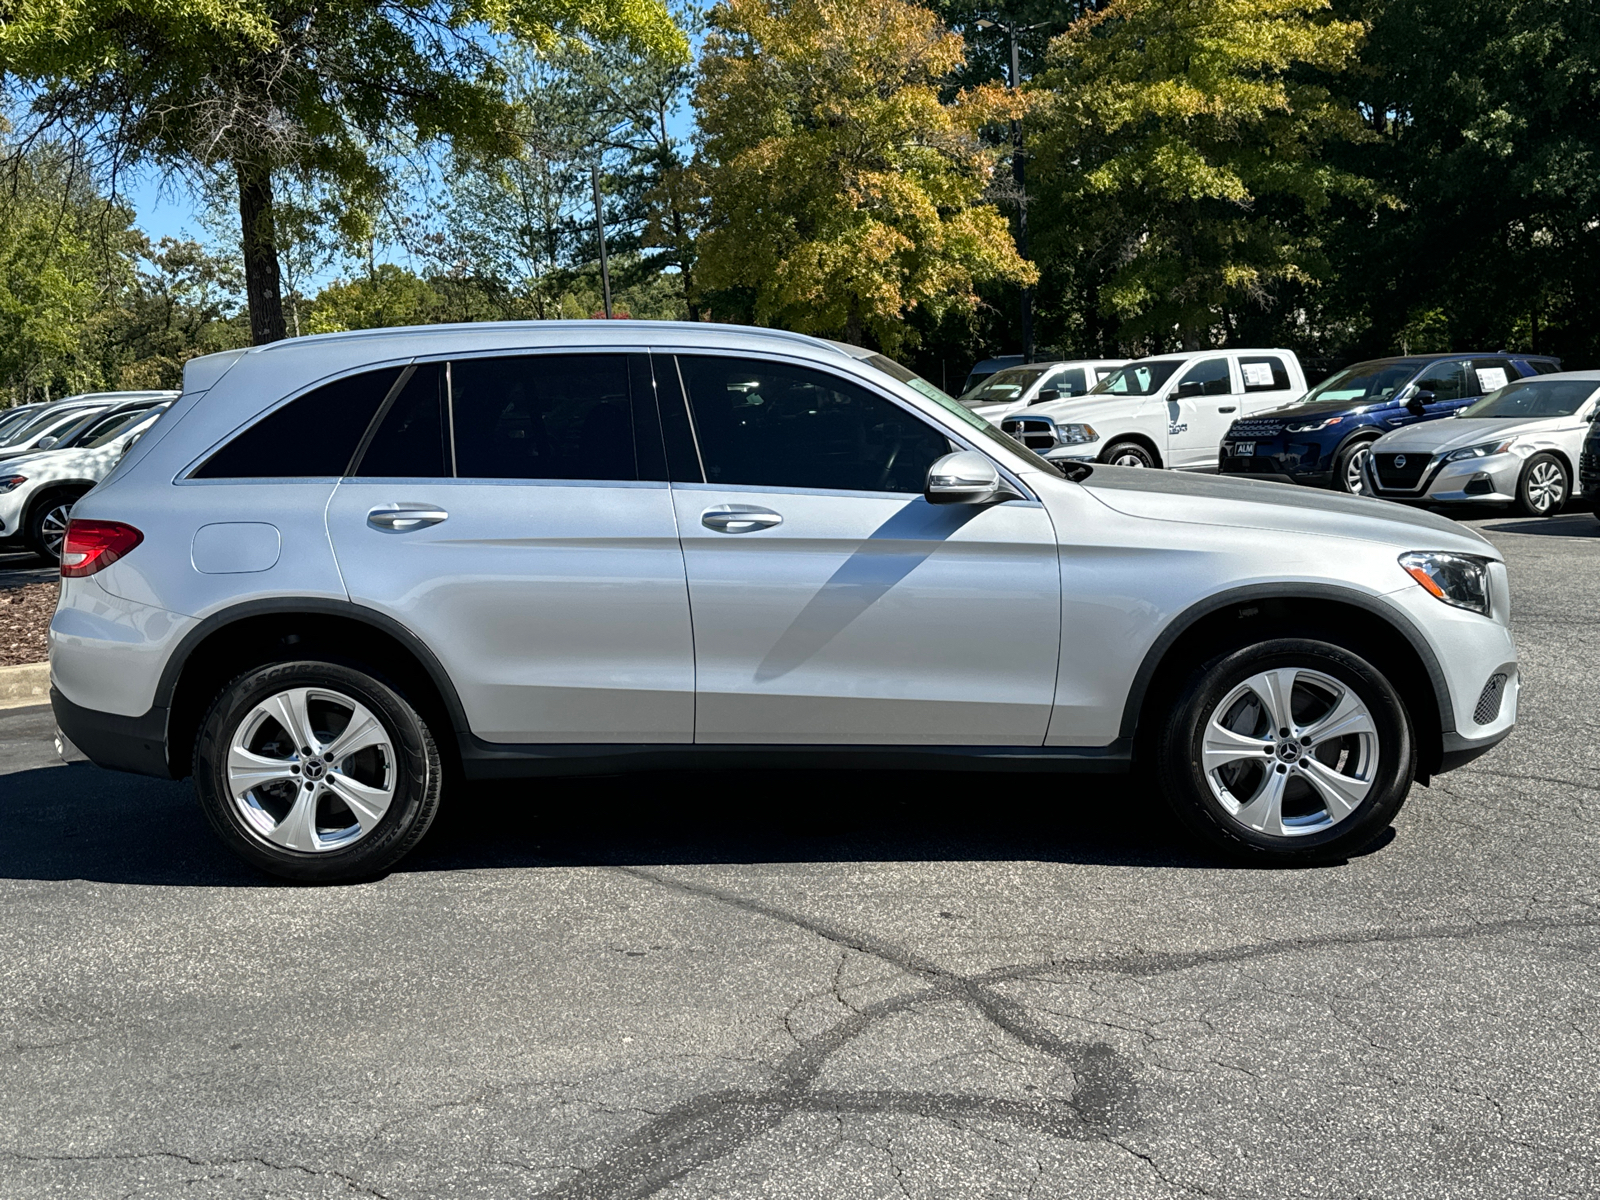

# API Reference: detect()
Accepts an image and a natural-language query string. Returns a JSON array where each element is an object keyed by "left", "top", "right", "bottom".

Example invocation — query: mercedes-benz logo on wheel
[{"left": 1394, "top": 455, "right": 1407, "bottom": 468}]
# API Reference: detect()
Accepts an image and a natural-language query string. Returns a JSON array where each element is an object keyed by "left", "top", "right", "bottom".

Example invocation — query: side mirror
[
  {"left": 36, "top": 436, "right": 58, "bottom": 450},
  {"left": 1033, "top": 388, "right": 1060, "bottom": 404},
  {"left": 925, "top": 450, "right": 1014, "bottom": 505},
  {"left": 1176, "top": 380, "right": 1205, "bottom": 398},
  {"left": 1406, "top": 388, "right": 1434, "bottom": 415}
]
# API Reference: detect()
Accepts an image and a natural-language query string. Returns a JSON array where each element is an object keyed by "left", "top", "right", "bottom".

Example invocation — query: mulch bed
[{"left": 1, "top": 582, "right": 56, "bottom": 667}]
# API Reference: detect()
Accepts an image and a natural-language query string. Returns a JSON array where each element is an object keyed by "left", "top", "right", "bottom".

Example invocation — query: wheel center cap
[
  {"left": 1277, "top": 741, "right": 1302, "bottom": 763},
  {"left": 302, "top": 758, "right": 327, "bottom": 780}
]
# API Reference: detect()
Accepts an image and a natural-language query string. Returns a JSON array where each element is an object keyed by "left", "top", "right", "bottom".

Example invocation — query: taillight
[{"left": 60, "top": 520, "right": 143, "bottom": 578}]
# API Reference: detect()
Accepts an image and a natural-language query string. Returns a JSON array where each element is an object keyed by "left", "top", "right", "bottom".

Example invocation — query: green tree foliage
[
  {"left": 0, "top": 0, "right": 686, "bottom": 344},
  {"left": 1333, "top": 0, "right": 1600, "bottom": 366},
  {"left": 1029, "top": 0, "right": 1375, "bottom": 353},
  {"left": 692, "top": 0, "right": 1037, "bottom": 351}
]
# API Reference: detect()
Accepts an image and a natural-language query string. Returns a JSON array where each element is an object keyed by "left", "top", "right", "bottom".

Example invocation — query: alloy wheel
[
  {"left": 1526, "top": 460, "right": 1565, "bottom": 513},
  {"left": 1112, "top": 451, "right": 1148, "bottom": 468},
  {"left": 39, "top": 502, "right": 74, "bottom": 558},
  {"left": 1344, "top": 446, "right": 1369, "bottom": 494},
  {"left": 226, "top": 687, "right": 396, "bottom": 853},
  {"left": 1201, "top": 667, "right": 1379, "bottom": 837}
]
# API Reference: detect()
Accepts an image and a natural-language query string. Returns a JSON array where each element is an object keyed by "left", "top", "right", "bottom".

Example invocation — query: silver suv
[{"left": 50, "top": 323, "right": 1519, "bottom": 881}]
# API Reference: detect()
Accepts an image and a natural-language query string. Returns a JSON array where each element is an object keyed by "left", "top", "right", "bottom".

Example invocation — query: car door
[
  {"left": 1397, "top": 359, "right": 1473, "bottom": 426},
  {"left": 325, "top": 351, "right": 695, "bottom": 745},
  {"left": 660, "top": 352, "right": 1062, "bottom": 746},
  {"left": 1165, "top": 357, "right": 1236, "bottom": 468}
]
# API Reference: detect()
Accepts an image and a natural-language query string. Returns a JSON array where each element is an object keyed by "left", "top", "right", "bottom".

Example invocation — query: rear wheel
[
  {"left": 194, "top": 660, "right": 442, "bottom": 882},
  {"left": 1333, "top": 438, "right": 1376, "bottom": 495},
  {"left": 1101, "top": 441, "right": 1156, "bottom": 469},
  {"left": 1156, "top": 638, "right": 1414, "bottom": 863},
  {"left": 1514, "top": 453, "right": 1567, "bottom": 517},
  {"left": 25, "top": 488, "right": 88, "bottom": 560}
]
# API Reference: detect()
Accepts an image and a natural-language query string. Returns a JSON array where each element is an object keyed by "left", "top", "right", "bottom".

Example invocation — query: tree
[
  {"left": 110, "top": 237, "right": 249, "bottom": 389},
  {"left": 0, "top": 140, "right": 139, "bottom": 405},
  {"left": 0, "top": 0, "right": 686, "bottom": 345},
  {"left": 1029, "top": 0, "right": 1375, "bottom": 352},
  {"left": 691, "top": 0, "right": 1036, "bottom": 352}
]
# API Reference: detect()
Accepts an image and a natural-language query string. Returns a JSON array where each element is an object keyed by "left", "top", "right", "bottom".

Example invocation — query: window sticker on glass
[
  {"left": 1476, "top": 367, "right": 1509, "bottom": 393},
  {"left": 1242, "top": 362, "right": 1275, "bottom": 388}
]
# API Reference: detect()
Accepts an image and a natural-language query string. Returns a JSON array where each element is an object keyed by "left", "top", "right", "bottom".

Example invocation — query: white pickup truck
[{"left": 1001, "top": 348, "right": 1307, "bottom": 470}]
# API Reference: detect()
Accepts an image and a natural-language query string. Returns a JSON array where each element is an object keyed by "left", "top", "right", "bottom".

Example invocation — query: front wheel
[
  {"left": 1333, "top": 438, "right": 1375, "bottom": 495},
  {"left": 193, "top": 660, "right": 443, "bottom": 882},
  {"left": 1155, "top": 638, "right": 1415, "bottom": 863},
  {"left": 1101, "top": 441, "right": 1156, "bottom": 469},
  {"left": 1514, "top": 453, "right": 1567, "bottom": 517}
]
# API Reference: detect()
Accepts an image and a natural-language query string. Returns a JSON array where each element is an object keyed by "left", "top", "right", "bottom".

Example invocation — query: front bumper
[
  {"left": 1366, "top": 450, "right": 1526, "bottom": 504},
  {"left": 1217, "top": 438, "right": 1336, "bottom": 488}
]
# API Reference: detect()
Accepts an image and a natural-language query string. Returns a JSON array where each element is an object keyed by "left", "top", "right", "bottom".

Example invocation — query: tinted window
[
  {"left": 1527, "top": 359, "right": 1562, "bottom": 375},
  {"left": 195, "top": 367, "right": 403, "bottom": 479},
  {"left": 449, "top": 355, "right": 636, "bottom": 482},
  {"left": 1238, "top": 356, "right": 1290, "bottom": 392},
  {"left": 1177, "top": 358, "right": 1231, "bottom": 396},
  {"left": 1045, "top": 368, "right": 1089, "bottom": 398},
  {"left": 354, "top": 363, "right": 449, "bottom": 478},
  {"left": 1461, "top": 380, "right": 1600, "bottom": 419},
  {"left": 1412, "top": 360, "right": 1469, "bottom": 402},
  {"left": 1469, "top": 358, "right": 1518, "bottom": 395},
  {"left": 82, "top": 407, "right": 157, "bottom": 448},
  {"left": 677, "top": 356, "right": 951, "bottom": 493},
  {"left": 1093, "top": 361, "right": 1181, "bottom": 396}
]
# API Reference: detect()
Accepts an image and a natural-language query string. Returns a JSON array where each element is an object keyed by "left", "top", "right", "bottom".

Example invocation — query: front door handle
[
  {"left": 1218, "top": 406, "right": 1237, "bottom": 413},
  {"left": 701, "top": 505, "right": 782, "bottom": 534},
  {"left": 367, "top": 506, "right": 448, "bottom": 532}
]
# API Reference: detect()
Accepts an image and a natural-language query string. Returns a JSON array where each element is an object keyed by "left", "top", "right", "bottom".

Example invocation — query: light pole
[
  {"left": 591, "top": 164, "right": 613, "bottom": 320},
  {"left": 976, "top": 18, "right": 1046, "bottom": 363}
]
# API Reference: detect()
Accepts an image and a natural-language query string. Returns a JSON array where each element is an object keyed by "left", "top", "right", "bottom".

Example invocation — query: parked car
[
  {"left": 1581, "top": 407, "right": 1600, "bottom": 515},
  {"left": 1218, "top": 353, "right": 1560, "bottom": 495},
  {"left": 958, "top": 359, "right": 1129, "bottom": 420},
  {"left": 1361, "top": 372, "right": 1600, "bottom": 516},
  {"left": 1000, "top": 349, "right": 1307, "bottom": 469},
  {"left": 959, "top": 355, "right": 1023, "bottom": 394},
  {"left": 0, "top": 391, "right": 175, "bottom": 463},
  {"left": 0, "top": 401, "right": 173, "bottom": 558},
  {"left": 0, "top": 402, "right": 49, "bottom": 444},
  {"left": 52, "top": 323, "right": 1515, "bottom": 881}
]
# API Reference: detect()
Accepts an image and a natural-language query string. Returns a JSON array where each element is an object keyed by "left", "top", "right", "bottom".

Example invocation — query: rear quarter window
[{"left": 192, "top": 367, "right": 405, "bottom": 479}]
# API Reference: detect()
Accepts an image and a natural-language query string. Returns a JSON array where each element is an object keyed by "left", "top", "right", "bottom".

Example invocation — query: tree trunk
[{"left": 237, "top": 161, "right": 287, "bottom": 344}]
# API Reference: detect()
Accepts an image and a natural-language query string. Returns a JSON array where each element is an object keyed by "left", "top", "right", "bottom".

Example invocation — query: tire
[
  {"left": 1514, "top": 453, "right": 1567, "bottom": 517},
  {"left": 25, "top": 488, "right": 88, "bottom": 560},
  {"left": 1333, "top": 438, "right": 1376, "bottom": 495},
  {"left": 1155, "top": 638, "right": 1415, "bottom": 864},
  {"left": 1101, "top": 441, "right": 1156, "bottom": 469},
  {"left": 193, "top": 660, "right": 443, "bottom": 882}
]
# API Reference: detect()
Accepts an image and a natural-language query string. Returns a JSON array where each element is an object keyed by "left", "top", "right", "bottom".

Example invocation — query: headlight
[
  {"left": 1285, "top": 416, "right": 1343, "bottom": 433},
  {"left": 1444, "top": 439, "right": 1514, "bottom": 463},
  {"left": 1399, "top": 551, "right": 1492, "bottom": 616},
  {"left": 1055, "top": 424, "right": 1099, "bottom": 445},
  {"left": 0, "top": 475, "right": 25, "bottom": 493}
]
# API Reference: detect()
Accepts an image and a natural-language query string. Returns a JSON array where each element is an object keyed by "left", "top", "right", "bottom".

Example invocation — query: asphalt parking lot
[{"left": 2, "top": 512, "right": 1597, "bottom": 1199}]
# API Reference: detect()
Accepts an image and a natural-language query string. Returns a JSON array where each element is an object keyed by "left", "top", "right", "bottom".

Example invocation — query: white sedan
[{"left": 1363, "top": 371, "right": 1600, "bottom": 516}]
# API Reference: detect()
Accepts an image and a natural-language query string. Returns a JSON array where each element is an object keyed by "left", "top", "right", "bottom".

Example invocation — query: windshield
[
  {"left": 1, "top": 407, "right": 98, "bottom": 447},
  {"left": 861, "top": 352, "right": 1064, "bottom": 478},
  {"left": 957, "top": 365, "right": 1049, "bottom": 408},
  {"left": 1459, "top": 379, "right": 1600, "bottom": 420},
  {"left": 82, "top": 406, "right": 158, "bottom": 448},
  {"left": 0, "top": 408, "right": 39, "bottom": 441},
  {"left": 1091, "top": 360, "right": 1182, "bottom": 397},
  {"left": 1294, "top": 361, "right": 1420, "bottom": 408}
]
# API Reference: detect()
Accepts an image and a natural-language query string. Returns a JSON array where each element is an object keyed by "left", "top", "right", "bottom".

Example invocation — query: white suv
[
  {"left": 50, "top": 323, "right": 1514, "bottom": 881},
  {"left": 1001, "top": 349, "right": 1307, "bottom": 469},
  {"left": 958, "top": 359, "right": 1128, "bottom": 420}
]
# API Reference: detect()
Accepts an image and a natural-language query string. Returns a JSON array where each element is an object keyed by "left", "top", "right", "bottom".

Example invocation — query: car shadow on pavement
[
  {"left": 0, "top": 762, "right": 1281, "bottom": 886},
  {"left": 1478, "top": 514, "right": 1600, "bottom": 538}
]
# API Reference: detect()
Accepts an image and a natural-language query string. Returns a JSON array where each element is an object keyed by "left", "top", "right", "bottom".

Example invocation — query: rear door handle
[
  {"left": 701, "top": 505, "right": 782, "bottom": 534},
  {"left": 367, "top": 506, "right": 448, "bottom": 532}
]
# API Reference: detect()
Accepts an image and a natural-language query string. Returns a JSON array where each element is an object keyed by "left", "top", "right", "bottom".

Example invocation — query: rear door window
[
  {"left": 1238, "top": 356, "right": 1290, "bottom": 392},
  {"left": 194, "top": 366, "right": 404, "bottom": 479},
  {"left": 1469, "top": 358, "right": 1518, "bottom": 395},
  {"left": 353, "top": 363, "right": 450, "bottom": 478}
]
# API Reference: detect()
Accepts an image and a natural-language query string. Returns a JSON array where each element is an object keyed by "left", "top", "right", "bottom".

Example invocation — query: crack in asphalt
[
  {"left": 0, "top": 1149, "right": 393, "bottom": 1197},
  {"left": 521, "top": 867, "right": 1600, "bottom": 1200}
]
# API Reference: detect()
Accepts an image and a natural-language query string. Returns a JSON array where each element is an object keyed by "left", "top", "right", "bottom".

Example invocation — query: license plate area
[{"left": 1229, "top": 441, "right": 1255, "bottom": 456}]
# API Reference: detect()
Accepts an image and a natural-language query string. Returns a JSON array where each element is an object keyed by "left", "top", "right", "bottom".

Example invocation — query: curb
[{"left": 0, "top": 662, "right": 49, "bottom": 710}]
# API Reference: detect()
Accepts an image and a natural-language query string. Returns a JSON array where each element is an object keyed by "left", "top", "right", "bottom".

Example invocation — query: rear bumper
[{"left": 51, "top": 686, "right": 174, "bottom": 779}]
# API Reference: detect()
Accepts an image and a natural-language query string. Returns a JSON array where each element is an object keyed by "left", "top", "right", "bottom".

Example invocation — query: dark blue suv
[{"left": 1218, "top": 353, "right": 1561, "bottom": 493}]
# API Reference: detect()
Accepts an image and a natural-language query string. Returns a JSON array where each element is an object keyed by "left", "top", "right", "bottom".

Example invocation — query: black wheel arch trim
[
  {"left": 1117, "top": 582, "right": 1457, "bottom": 743},
  {"left": 154, "top": 595, "right": 473, "bottom": 741}
]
